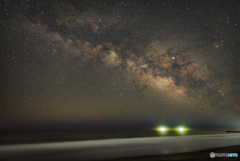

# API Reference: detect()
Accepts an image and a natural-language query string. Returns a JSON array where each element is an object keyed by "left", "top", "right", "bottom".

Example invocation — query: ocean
[
  {"left": 0, "top": 129, "right": 239, "bottom": 160},
  {"left": 0, "top": 129, "right": 237, "bottom": 145}
]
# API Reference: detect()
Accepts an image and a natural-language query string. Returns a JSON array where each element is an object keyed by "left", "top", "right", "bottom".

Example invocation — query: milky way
[{"left": 1, "top": 0, "right": 240, "bottom": 129}]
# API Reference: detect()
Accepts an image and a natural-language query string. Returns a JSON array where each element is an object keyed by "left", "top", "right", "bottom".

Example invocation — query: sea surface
[
  {"left": 0, "top": 131, "right": 240, "bottom": 161},
  {"left": 0, "top": 129, "right": 238, "bottom": 145},
  {"left": 1, "top": 129, "right": 240, "bottom": 161}
]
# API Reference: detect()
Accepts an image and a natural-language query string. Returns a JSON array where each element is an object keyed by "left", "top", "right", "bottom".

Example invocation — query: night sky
[{"left": 1, "top": 0, "right": 240, "bottom": 130}]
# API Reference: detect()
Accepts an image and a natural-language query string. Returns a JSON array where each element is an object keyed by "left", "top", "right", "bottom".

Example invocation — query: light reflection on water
[{"left": 1, "top": 129, "right": 237, "bottom": 145}]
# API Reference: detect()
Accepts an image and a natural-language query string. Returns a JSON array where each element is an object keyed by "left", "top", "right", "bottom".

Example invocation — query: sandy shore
[
  {"left": 1, "top": 132, "right": 239, "bottom": 161},
  {"left": 106, "top": 145, "right": 240, "bottom": 161}
]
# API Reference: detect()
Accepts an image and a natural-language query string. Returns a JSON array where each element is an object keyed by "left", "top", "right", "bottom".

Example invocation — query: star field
[{"left": 1, "top": 0, "right": 240, "bottom": 130}]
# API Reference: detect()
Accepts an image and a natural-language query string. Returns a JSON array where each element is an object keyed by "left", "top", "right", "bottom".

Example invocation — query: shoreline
[
  {"left": 107, "top": 145, "right": 240, "bottom": 161},
  {"left": 1, "top": 133, "right": 239, "bottom": 161},
  {"left": 0, "top": 129, "right": 236, "bottom": 145}
]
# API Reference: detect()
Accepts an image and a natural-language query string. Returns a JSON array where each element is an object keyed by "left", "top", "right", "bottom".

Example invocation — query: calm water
[{"left": 1, "top": 129, "right": 237, "bottom": 145}]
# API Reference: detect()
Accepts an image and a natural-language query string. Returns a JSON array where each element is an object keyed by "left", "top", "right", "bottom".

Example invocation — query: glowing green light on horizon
[
  {"left": 175, "top": 126, "right": 189, "bottom": 134},
  {"left": 155, "top": 125, "right": 190, "bottom": 135},
  {"left": 179, "top": 127, "right": 185, "bottom": 132},
  {"left": 155, "top": 126, "right": 169, "bottom": 133}
]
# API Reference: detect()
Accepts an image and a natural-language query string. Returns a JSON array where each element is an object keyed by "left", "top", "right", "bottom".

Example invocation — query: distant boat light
[
  {"left": 155, "top": 126, "right": 168, "bottom": 133},
  {"left": 175, "top": 126, "right": 189, "bottom": 134},
  {"left": 160, "top": 127, "right": 166, "bottom": 132},
  {"left": 179, "top": 127, "right": 185, "bottom": 132}
]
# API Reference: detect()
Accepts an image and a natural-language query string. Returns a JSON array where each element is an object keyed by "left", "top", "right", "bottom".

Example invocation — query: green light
[
  {"left": 175, "top": 126, "right": 189, "bottom": 135},
  {"left": 155, "top": 126, "right": 169, "bottom": 133},
  {"left": 179, "top": 127, "right": 185, "bottom": 132},
  {"left": 160, "top": 127, "right": 167, "bottom": 132}
]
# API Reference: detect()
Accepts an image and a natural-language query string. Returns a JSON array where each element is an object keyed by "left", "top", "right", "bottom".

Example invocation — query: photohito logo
[
  {"left": 228, "top": 153, "right": 238, "bottom": 157},
  {"left": 210, "top": 152, "right": 215, "bottom": 158},
  {"left": 210, "top": 152, "right": 238, "bottom": 158}
]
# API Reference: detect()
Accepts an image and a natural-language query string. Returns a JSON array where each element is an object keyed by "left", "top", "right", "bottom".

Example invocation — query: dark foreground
[
  {"left": 0, "top": 129, "right": 236, "bottom": 145},
  {"left": 108, "top": 145, "right": 240, "bottom": 161},
  {"left": 1, "top": 145, "right": 239, "bottom": 161},
  {"left": 0, "top": 133, "right": 239, "bottom": 161}
]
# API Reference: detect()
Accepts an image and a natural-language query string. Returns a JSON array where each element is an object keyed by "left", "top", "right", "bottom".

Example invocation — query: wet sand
[
  {"left": 1, "top": 130, "right": 239, "bottom": 160},
  {"left": 1, "top": 133, "right": 239, "bottom": 161},
  {"left": 107, "top": 145, "right": 240, "bottom": 161}
]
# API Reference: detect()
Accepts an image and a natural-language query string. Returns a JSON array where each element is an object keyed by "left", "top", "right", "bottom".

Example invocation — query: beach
[
  {"left": 108, "top": 145, "right": 240, "bottom": 161},
  {"left": 1, "top": 131, "right": 239, "bottom": 161}
]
